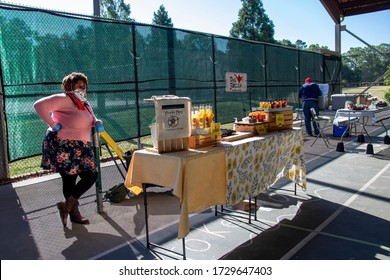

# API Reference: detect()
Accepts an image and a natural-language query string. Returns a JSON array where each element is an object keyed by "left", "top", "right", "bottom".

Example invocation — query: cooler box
[
  {"left": 333, "top": 125, "right": 349, "bottom": 137},
  {"left": 331, "top": 94, "right": 356, "bottom": 110}
]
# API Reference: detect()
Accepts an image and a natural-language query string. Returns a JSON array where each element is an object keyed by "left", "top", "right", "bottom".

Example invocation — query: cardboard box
[{"left": 189, "top": 134, "right": 221, "bottom": 149}]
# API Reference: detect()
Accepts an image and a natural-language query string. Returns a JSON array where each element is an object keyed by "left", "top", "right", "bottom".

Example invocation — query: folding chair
[
  {"left": 100, "top": 131, "right": 136, "bottom": 198},
  {"left": 310, "top": 107, "right": 332, "bottom": 147},
  {"left": 295, "top": 107, "right": 304, "bottom": 127}
]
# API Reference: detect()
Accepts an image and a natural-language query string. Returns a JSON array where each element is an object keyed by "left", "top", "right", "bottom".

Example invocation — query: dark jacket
[{"left": 299, "top": 83, "right": 322, "bottom": 102}]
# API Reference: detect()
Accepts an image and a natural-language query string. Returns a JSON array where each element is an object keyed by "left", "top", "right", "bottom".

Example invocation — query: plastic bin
[
  {"left": 318, "top": 95, "right": 328, "bottom": 110},
  {"left": 333, "top": 125, "right": 349, "bottom": 137}
]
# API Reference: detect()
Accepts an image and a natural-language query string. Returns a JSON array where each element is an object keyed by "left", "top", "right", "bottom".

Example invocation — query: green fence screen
[{"left": 0, "top": 4, "right": 341, "bottom": 163}]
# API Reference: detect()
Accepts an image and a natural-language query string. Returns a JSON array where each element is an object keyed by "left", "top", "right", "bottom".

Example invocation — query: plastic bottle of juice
[
  {"left": 199, "top": 105, "right": 206, "bottom": 128},
  {"left": 192, "top": 106, "right": 200, "bottom": 129},
  {"left": 206, "top": 104, "right": 214, "bottom": 127}
]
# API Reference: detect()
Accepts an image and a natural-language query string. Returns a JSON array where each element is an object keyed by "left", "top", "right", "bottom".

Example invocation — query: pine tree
[
  {"left": 100, "top": 0, "right": 134, "bottom": 21},
  {"left": 152, "top": 5, "right": 173, "bottom": 27},
  {"left": 230, "top": 0, "right": 274, "bottom": 43}
]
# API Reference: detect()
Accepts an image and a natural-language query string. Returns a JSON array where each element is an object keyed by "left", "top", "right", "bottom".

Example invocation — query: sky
[{"left": 1, "top": 0, "right": 389, "bottom": 53}]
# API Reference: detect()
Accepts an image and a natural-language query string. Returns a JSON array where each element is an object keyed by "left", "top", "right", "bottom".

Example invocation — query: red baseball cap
[{"left": 305, "top": 78, "right": 312, "bottom": 83}]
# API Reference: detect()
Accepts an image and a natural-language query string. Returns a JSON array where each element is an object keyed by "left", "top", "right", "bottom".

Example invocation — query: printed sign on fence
[{"left": 225, "top": 72, "right": 247, "bottom": 92}]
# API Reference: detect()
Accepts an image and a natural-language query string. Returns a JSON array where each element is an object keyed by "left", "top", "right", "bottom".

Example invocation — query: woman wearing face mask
[{"left": 34, "top": 72, "right": 104, "bottom": 227}]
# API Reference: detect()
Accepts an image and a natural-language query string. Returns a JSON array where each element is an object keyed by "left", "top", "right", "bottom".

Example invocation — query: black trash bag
[{"left": 104, "top": 183, "right": 127, "bottom": 203}]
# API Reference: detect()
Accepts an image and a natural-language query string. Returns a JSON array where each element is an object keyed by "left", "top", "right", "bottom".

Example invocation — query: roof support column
[{"left": 335, "top": 23, "right": 341, "bottom": 55}]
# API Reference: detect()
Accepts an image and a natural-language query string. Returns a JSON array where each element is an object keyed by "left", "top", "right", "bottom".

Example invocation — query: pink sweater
[{"left": 34, "top": 93, "right": 97, "bottom": 142}]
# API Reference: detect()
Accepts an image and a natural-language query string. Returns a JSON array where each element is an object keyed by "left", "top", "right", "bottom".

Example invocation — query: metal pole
[
  {"left": 93, "top": 0, "right": 100, "bottom": 16},
  {"left": 335, "top": 24, "right": 342, "bottom": 94},
  {"left": 0, "top": 62, "right": 10, "bottom": 182},
  {"left": 167, "top": 28, "right": 176, "bottom": 95},
  {"left": 335, "top": 24, "right": 341, "bottom": 55},
  {"left": 341, "top": 26, "right": 390, "bottom": 95},
  {"left": 359, "top": 69, "right": 390, "bottom": 95},
  {"left": 264, "top": 45, "right": 268, "bottom": 100},
  {"left": 211, "top": 35, "right": 218, "bottom": 121},
  {"left": 131, "top": 24, "right": 142, "bottom": 149},
  {"left": 341, "top": 26, "right": 390, "bottom": 61},
  {"left": 92, "top": 127, "right": 104, "bottom": 213}
]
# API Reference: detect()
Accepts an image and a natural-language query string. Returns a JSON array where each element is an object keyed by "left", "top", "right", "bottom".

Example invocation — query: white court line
[{"left": 280, "top": 162, "right": 390, "bottom": 260}]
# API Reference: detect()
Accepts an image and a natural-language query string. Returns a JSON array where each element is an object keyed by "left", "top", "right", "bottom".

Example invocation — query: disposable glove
[
  {"left": 51, "top": 123, "right": 62, "bottom": 131},
  {"left": 95, "top": 120, "right": 105, "bottom": 133}
]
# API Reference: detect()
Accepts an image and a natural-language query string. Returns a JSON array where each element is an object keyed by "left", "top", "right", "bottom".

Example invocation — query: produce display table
[
  {"left": 125, "top": 146, "right": 227, "bottom": 239},
  {"left": 124, "top": 128, "right": 306, "bottom": 258},
  {"left": 221, "top": 128, "right": 306, "bottom": 207}
]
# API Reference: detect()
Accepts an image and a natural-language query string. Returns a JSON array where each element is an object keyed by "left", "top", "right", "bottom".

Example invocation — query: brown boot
[
  {"left": 69, "top": 200, "right": 90, "bottom": 224},
  {"left": 56, "top": 196, "right": 78, "bottom": 227},
  {"left": 57, "top": 202, "right": 68, "bottom": 227}
]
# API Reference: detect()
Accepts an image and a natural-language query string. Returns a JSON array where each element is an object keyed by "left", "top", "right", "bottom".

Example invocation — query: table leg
[
  {"left": 248, "top": 197, "right": 252, "bottom": 224},
  {"left": 142, "top": 183, "right": 150, "bottom": 248},
  {"left": 361, "top": 117, "right": 374, "bottom": 154},
  {"left": 357, "top": 134, "right": 365, "bottom": 143},
  {"left": 337, "top": 123, "right": 350, "bottom": 152},
  {"left": 381, "top": 120, "right": 390, "bottom": 144},
  {"left": 254, "top": 196, "right": 258, "bottom": 221},
  {"left": 141, "top": 183, "right": 186, "bottom": 259},
  {"left": 366, "top": 144, "right": 374, "bottom": 154},
  {"left": 336, "top": 142, "right": 345, "bottom": 152},
  {"left": 182, "top": 238, "right": 186, "bottom": 260}
]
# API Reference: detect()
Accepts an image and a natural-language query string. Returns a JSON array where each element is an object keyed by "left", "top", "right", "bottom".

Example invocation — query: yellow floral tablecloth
[
  {"left": 221, "top": 128, "right": 306, "bottom": 206},
  {"left": 125, "top": 128, "right": 306, "bottom": 238}
]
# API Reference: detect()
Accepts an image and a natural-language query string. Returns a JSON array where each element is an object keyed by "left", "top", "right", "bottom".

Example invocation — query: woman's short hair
[{"left": 62, "top": 72, "right": 88, "bottom": 92}]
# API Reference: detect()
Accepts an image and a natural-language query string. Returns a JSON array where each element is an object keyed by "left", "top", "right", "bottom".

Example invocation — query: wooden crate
[
  {"left": 189, "top": 134, "right": 221, "bottom": 149},
  {"left": 234, "top": 122, "right": 269, "bottom": 135},
  {"left": 264, "top": 109, "right": 293, "bottom": 132}
]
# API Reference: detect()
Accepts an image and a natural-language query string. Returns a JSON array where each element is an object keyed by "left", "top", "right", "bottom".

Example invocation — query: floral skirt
[{"left": 41, "top": 131, "right": 97, "bottom": 175}]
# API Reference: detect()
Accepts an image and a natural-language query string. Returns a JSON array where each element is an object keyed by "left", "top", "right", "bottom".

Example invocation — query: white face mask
[{"left": 73, "top": 89, "right": 87, "bottom": 102}]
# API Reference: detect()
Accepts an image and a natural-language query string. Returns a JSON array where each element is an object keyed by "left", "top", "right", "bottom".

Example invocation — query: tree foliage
[
  {"left": 384, "top": 64, "right": 390, "bottom": 86},
  {"left": 295, "top": 40, "right": 307, "bottom": 50},
  {"left": 152, "top": 5, "right": 173, "bottom": 27},
  {"left": 230, "top": 0, "right": 275, "bottom": 43},
  {"left": 342, "top": 43, "right": 390, "bottom": 84},
  {"left": 278, "top": 39, "right": 295, "bottom": 48},
  {"left": 100, "top": 0, "right": 133, "bottom": 21},
  {"left": 307, "top": 44, "right": 330, "bottom": 52}
]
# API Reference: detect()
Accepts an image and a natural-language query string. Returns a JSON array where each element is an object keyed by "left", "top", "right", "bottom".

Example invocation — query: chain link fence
[{"left": 0, "top": 3, "right": 341, "bottom": 181}]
